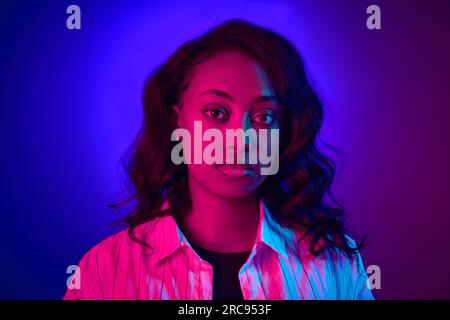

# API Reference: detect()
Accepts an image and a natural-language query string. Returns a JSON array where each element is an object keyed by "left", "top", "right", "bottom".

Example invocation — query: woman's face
[{"left": 175, "top": 50, "right": 280, "bottom": 198}]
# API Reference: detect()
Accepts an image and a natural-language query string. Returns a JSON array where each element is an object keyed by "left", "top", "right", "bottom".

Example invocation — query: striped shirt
[{"left": 63, "top": 200, "right": 374, "bottom": 300}]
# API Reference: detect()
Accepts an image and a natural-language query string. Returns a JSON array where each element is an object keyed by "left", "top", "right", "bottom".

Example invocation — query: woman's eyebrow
[
  {"left": 199, "top": 89, "right": 235, "bottom": 101},
  {"left": 199, "top": 89, "right": 278, "bottom": 104},
  {"left": 252, "top": 95, "right": 279, "bottom": 104}
]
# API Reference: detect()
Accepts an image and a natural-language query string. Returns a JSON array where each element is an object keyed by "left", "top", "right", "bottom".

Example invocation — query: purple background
[{"left": 1, "top": 0, "right": 449, "bottom": 299}]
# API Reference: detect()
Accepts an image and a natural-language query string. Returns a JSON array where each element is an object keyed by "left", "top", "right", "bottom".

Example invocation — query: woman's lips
[{"left": 215, "top": 164, "right": 257, "bottom": 177}]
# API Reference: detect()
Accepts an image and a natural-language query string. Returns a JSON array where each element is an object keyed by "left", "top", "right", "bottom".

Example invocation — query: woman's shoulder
[
  {"left": 287, "top": 230, "right": 374, "bottom": 299},
  {"left": 63, "top": 215, "right": 169, "bottom": 299},
  {"left": 289, "top": 228, "right": 359, "bottom": 260},
  {"left": 79, "top": 215, "right": 168, "bottom": 266},
  {"left": 288, "top": 229, "right": 367, "bottom": 275}
]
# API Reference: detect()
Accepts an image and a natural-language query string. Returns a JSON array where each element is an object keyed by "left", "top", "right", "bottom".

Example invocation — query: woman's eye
[
  {"left": 203, "top": 108, "right": 228, "bottom": 120},
  {"left": 252, "top": 112, "right": 275, "bottom": 125}
]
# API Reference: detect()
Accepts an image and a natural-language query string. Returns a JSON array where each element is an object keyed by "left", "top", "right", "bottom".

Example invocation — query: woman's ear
[{"left": 172, "top": 104, "right": 182, "bottom": 128}]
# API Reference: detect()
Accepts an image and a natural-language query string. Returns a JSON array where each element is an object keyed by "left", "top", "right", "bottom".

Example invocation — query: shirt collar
[
  {"left": 145, "top": 198, "right": 291, "bottom": 266},
  {"left": 257, "top": 200, "right": 291, "bottom": 259}
]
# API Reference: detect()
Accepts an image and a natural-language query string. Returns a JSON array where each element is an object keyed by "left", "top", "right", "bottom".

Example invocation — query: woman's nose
[{"left": 224, "top": 113, "right": 255, "bottom": 163}]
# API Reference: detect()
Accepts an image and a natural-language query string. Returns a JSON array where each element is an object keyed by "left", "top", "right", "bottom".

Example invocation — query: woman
[{"left": 64, "top": 20, "right": 374, "bottom": 300}]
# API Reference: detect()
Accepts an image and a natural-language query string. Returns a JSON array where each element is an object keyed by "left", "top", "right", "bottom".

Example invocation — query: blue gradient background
[{"left": 1, "top": 0, "right": 450, "bottom": 299}]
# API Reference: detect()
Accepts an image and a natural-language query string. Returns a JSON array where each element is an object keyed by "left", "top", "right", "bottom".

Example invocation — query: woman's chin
[
  {"left": 210, "top": 187, "right": 255, "bottom": 199},
  {"left": 187, "top": 165, "right": 267, "bottom": 198},
  {"left": 201, "top": 179, "right": 261, "bottom": 198}
]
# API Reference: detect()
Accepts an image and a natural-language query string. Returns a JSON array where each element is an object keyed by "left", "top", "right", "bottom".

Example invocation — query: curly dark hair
[{"left": 113, "top": 19, "right": 364, "bottom": 257}]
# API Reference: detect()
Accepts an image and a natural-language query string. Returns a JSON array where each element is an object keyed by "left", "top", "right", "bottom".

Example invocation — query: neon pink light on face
[{"left": 174, "top": 50, "right": 280, "bottom": 198}]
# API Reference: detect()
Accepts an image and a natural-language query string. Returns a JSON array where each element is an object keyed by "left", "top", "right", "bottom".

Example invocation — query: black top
[{"left": 189, "top": 241, "right": 251, "bottom": 300}]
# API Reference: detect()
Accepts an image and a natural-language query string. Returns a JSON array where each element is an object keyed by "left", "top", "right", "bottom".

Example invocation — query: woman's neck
[{"left": 180, "top": 177, "right": 260, "bottom": 253}]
